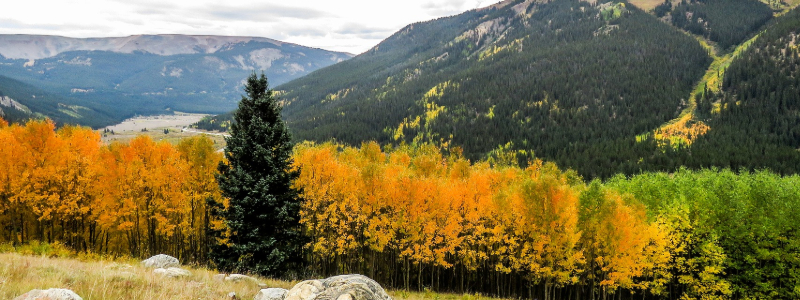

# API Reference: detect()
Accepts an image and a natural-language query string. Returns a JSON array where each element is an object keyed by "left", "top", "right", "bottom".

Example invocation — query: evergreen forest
[{"left": 198, "top": 0, "right": 800, "bottom": 179}]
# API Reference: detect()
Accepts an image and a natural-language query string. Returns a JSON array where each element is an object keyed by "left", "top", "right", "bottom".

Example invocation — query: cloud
[
  {"left": 0, "top": 0, "right": 499, "bottom": 55},
  {"left": 335, "top": 23, "right": 395, "bottom": 39},
  {"left": 205, "top": 3, "right": 329, "bottom": 20},
  {"left": 421, "top": 0, "right": 472, "bottom": 15}
]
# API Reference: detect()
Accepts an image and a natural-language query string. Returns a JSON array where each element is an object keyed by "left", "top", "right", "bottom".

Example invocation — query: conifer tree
[{"left": 209, "top": 73, "right": 304, "bottom": 276}]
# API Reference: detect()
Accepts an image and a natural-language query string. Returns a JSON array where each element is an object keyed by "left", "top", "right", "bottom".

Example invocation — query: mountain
[
  {"left": 268, "top": 0, "right": 709, "bottom": 174},
  {"left": 0, "top": 34, "right": 352, "bottom": 126},
  {"left": 196, "top": 0, "right": 800, "bottom": 179},
  {"left": 0, "top": 75, "right": 113, "bottom": 127},
  {"left": 656, "top": 0, "right": 773, "bottom": 50},
  {"left": 663, "top": 6, "right": 800, "bottom": 174}
]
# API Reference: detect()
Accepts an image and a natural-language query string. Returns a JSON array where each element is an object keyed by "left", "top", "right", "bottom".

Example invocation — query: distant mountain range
[{"left": 0, "top": 34, "right": 352, "bottom": 126}]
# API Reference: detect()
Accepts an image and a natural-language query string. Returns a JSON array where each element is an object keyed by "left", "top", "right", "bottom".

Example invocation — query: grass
[
  {"left": 0, "top": 252, "right": 289, "bottom": 299},
  {"left": 627, "top": 0, "right": 680, "bottom": 11},
  {"left": 0, "top": 244, "right": 504, "bottom": 300},
  {"left": 102, "top": 126, "right": 228, "bottom": 151}
]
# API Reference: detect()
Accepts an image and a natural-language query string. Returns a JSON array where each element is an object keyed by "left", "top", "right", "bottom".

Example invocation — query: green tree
[{"left": 209, "top": 73, "right": 304, "bottom": 277}]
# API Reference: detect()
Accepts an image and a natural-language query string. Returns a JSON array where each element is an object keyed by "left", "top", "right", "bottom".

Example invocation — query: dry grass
[
  {"left": 0, "top": 252, "right": 293, "bottom": 299},
  {"left": 388, "top": 289, "right": 503, "bottom": 300},
  {"left": 627, "top": 0, "right": 680, "bottom": 11},
  {"left": 101, "top": 125, "right": 228, "bottom": 151},
  {"left": 0, "top": 251, "right": 504, "bottom": 300}
]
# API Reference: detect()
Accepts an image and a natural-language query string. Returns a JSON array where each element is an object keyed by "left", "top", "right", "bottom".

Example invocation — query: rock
[
  {"left": 225, "top": 274, "right": 257, "bottom": 283},
  {"left": 228, "top": 292, "right": 238, "bottom": 299},
  {"left": 141, "top": 254, "right": 180, "bottom": 268},
  {"left": 213, "top": 274, "right": 227, "bottom": 282},
  {"left": 14, "top": 288, "right": 83, "bottom": 300},
  {"left": 285, "top": 275, "right": 390, "bottom": 300},
  {"left": 258, "top": 283, "right": 269, "bottom": 289},
  {"left": 285, "top": 279, "right": 324, "bottom": 300},
  {"left": 153, "top": 267, "right": 191, "bottom": 278},
  {"left": 254, "top": 288, "right": 288, "bottom": 300}
]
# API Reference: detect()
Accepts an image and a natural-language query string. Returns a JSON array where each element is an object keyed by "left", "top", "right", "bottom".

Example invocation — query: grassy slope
[
  {"left": 627, "top": 0, "right": 680, "bottom": 11},
  {"left": 0, "top": 252, "right": 503, "bottom": 300}
]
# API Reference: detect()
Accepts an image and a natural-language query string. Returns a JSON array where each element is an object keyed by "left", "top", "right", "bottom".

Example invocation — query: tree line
[
  {"left": 2, "top": 116, "right": 799, "bottom": 299},
  {"left": 293, "top": 141, "right": 800, "bottom": 300},
  {"left": 0, "top": 118, "right": 222, "bottom": 262}
]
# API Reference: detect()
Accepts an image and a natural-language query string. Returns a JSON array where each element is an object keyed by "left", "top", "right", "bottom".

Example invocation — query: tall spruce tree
[{"left": 209, "top": 73, "right": 304, "bottom": 276}]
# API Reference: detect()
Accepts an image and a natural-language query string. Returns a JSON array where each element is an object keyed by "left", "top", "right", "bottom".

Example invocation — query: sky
[{"left": 0, "top": 0, "right": 494, "bottom": 55}]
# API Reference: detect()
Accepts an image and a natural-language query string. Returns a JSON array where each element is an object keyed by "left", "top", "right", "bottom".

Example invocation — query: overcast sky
[{"left": 0, "top": 0, "right": 494, "bottom": 55}]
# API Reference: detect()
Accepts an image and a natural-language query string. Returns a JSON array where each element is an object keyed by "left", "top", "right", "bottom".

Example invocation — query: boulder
[
  {"left": 14, "top": 288, "right": 83, "bottom": 300},
  {"left": 153, "top": 267, "right": 191, "bottom": 278},
  {"left": 254, "top": 288, "right": 289, "bottom": 300},
  {"left": 225, "top": 274, "right": 258, "bottom": 283},
  {"left": 141, "top": 254, "right": 180, "bottom": 268},
  {"left": 285, "top": 275, "right": 391, "bottom": 300},
  {"left": 213, "top": 274, "right": 227, "bottom": 282}
]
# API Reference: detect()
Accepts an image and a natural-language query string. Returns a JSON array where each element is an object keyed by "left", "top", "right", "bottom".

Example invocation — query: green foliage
[
  {"left": 0, "top": 75, "right": 114, "bottom": 127},
  {"left": 669, "top": 0, "right": 773, "bottom": 50},
  {"left": 643, "top": 6, "right": 800, "bottom": 176},
  {"left": 0, "top": 241, "right": 74, "bottom": 258},
  {"left": 209, "top": 73, "right": 305, "bottom": 277},
  {"left": 608, "top": 169, "right": 800, "bottom": 299},
  {"left": 193, "top": 111, "right": 234, "bottom": 132},
  {"left": 270, "top": 0, "right": 709, "bottom": 180}
]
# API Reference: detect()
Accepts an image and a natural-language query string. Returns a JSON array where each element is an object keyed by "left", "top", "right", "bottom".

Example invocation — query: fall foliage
[
  {"left": 0, "top": 118, "right": 222, "bottom": 262},
  {"left": 1, "top": 117, "right": 799, "bottom": 300}
]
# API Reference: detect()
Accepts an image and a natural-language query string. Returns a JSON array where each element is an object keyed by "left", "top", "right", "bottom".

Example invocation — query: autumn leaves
[
  {"left": 2, "top": 118, "right": 797, "bottom": 299},
  {"left": 292, "top": 142, "right": 669, "bottom": 299},
  {"left": 0, "top": 119, "right": 222, "bottom": 261}
]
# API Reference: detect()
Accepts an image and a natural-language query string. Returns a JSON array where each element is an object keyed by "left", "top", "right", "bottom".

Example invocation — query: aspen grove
[
  {"left": 1, "top": 118, "right": 799, "bottom": 299},
  {"left": 0, "top": 118, "right": 223, "bottom": 262}
]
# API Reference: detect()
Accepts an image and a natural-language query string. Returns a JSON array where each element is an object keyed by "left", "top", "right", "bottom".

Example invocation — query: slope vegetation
[
  {"left": 688, "top": 6, "right": 800, "bottom": 173},
  {"left": 277, "top": 0, "right": 709, "bottom": 176},
  {"left": 0, "top": 75, "right": 113, "bottom": 127},
  {"left": 662, "top": 0, "right": 773, "bottom": 50}
]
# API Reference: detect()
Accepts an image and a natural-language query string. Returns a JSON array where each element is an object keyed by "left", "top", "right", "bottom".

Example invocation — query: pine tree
[{"left": 209, "top": 73, "right": 304, "bottom": 277}]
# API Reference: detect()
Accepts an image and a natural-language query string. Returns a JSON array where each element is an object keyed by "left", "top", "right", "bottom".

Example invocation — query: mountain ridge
[
  {"left": 0, "top": 34, "right": 354, "bottom": 127},
  {"left": 0, "top": 34, "right": 350, "bottom": 60}
]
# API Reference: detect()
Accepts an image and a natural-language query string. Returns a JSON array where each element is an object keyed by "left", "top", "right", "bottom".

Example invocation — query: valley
[
  {"left": 102, "top": 112, "right": 208, "bottom": 133},
  {"left": 99, "top": 112, "right": 227, "bottom": 149},
  {"left": 0, "top": 34, "right": 353, "bottom": 128}
]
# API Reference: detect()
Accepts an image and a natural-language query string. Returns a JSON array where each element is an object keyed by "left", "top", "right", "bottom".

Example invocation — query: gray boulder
[
  {"left": 213, "top": 274, "right": 227, "bottom": 282},
  {"left": 141, "top": 254, "right": 180, "bottom": 268},
  {"left": 14, "top": 288, "right": 83, "bottom": 300},
  {"left": 225, "top": 274, "right": 258, "bottom": 283},
  {"left": 254, "top": 288, "right": 289, "bottom": 300},
  {"left": 153, "top": 267, "right": 191, "bottom": 278},
  {"left": 285, "top": 274, "right": 391, "bottom": 300}
]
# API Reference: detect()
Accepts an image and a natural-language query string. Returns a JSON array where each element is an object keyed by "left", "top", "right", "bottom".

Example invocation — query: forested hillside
[
  {"left": 274, "top": 0, "right": 709, "bottom": 175},
  {"left": 658, "top": 0, "right": 773, "bottom": 50},
  {"left": 0, "top": 75, "right": 114, "bottom": 127},
  {"left": 684, "top": 6, "right": 800, "bottom": 173},
  {"left": 194, "top": 0, "right": 800, "bottom": 179}
]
